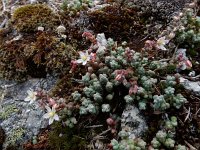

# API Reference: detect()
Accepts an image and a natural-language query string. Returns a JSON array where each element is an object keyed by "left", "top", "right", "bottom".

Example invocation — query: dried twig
[
  {"left": 184, "top": 106, "right": 191, "bottom": 122},
  {"left": 140, "top": 34, "right": 151, "bottom": 42},
  {"left": 98, "top": 129, "right": 111, "bottom": 136},
  {"left": 85, "top": 125, "right": 103, "bottom": 128},
  {"left": 190, "top": 95, "right": 200, "bottom": 101},
  {"left": 2, "top": 0, "right": 6, "bottom": 12},
  {"left": 182, "top": 74, "right": 200, "bottom": 81},
  {"left": 153, "top": 84, "right": 161, "bottom": 95},
  {"left": 177, "top": 117, "right": 184, "bottom": 126},
  {"left": 159, "top": 59, "right": 170, "bottom": 62},
  {"left": 92, "top": 129, "right": 111, "bottom": 140},
  {"left": 169, "top": 45, "right": 179, "bottom": 63},
  {"left": 0, "top": 18, "right": 7, "bottom": 28},
  {"left": 184, "top": 140, "right": 197, "bottom": 150},
  {"left": 195, "top": 108, "right": 200, "bottom": 116}
]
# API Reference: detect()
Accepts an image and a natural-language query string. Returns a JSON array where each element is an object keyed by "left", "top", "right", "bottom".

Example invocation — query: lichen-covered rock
[
  {"left": 0, "top": 75, "right": 57, "bottom": 149},
  {"left": 121, "top": 105, "right": 148, "bottom": 139}
]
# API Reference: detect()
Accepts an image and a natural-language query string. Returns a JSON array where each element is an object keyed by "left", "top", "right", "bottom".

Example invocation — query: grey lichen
[{"left": 6, "top": 127, "right": 25, "bottom": 146}]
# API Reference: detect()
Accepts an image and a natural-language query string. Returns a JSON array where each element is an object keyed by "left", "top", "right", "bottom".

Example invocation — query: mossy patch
[
  {"left": 48, "top": 122, "right": 88, "bottom": 150},
  {"left": 0, "top": 31, "right": 76, "bottom": 80},
  {"left": 12, "top": 4, "right": 60, "bottom": 32},
  {"left": 87, "top": 5, "right": 145, "bottom": 50}
]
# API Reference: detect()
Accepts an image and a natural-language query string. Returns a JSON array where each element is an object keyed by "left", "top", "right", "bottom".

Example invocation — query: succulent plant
[
  {"left": 110, "top": 138, "right": 147, "bottom": 150},
  {"left": 165, "top": 116, "right": 178, "bottom": 130},
  {"left": 176, "top": 144, "right": 187, "bottom": 150},
  {"left": 153, "top": 95, "right": 170, "bottom": 111},
  {"left": 71, "top": 91, "right": 81, "bottom": 101},
  {"left": 62, "top": 0, "right": 93, "bottom": 15},
  {"left": 65, "top": 117, "right": 77, "bottom": 128},
  {"left": 172, "top": 94, "right": 187, "bottom": 109},
  {"left": 124, "top": 95, "right": 135, "bottom": 104},
  {"left": 101, "top": 104, "right": 111, "bottom": 112}
]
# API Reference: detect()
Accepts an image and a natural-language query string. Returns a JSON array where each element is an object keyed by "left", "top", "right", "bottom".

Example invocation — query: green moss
[
  {"left": 188, "top": 48, "right": 198, "bottom": 57},
  {"left": 12, "top": 4, "right": 59, "bottom": 32},
  {"left": 155, "top": 64, "right": 176, "bottom": 76},
  {"left": 48, "top": 122, "right": 88, "bottom": 150},
  {"left": 0, "top": 31, "right": 76, "bottom": 80}
]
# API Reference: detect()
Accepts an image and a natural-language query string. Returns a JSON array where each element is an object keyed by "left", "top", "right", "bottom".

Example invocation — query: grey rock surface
[
  {"left": 0, "top": 75, "right": 57, "bottom": 149},
  {"left": 180, "top": 77, "right": 200, "bottom": 96},
  {"left": 121, "top": 105, "right": 148, "bottom": 139}
]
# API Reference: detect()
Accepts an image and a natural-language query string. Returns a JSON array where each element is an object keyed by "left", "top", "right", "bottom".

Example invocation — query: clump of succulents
[
  {"left": 175, "top": 6, "right": 200, "bottom": 50},
  {"left": 176, "top": 144, "right": 187, "bottom": 150},
  {"left": 62, "top": 0, "right": 94, "bottom": 15},
  {"left": 151, "top": 130, "right": 175, "bottom": 149},
  {"left": 64, "top": 117, "right": 77, "bottom": 128},
  {"left": 152, "top": 75, "right": 187, "bottom": 111},
  {"left": 70, "top": 32, "right": 187, "bottom": 118},
  {"left": 111, "top": 115, "right": 187, "bottom": 150},
  {"left": 150, "top": 116, "right": 179, "bottom": 149},
  {"left": 110, "top": 138, "right": 146, "bottom": 150},
  {"left": 142, "top": 2, "right": 198, "bottom": 72}
]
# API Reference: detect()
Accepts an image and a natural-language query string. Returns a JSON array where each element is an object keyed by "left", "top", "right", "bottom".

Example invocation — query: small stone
[
  {"left": 121, "top": 105, "right": 148, "bottom": 139},
  {"left": 37, "top": 26, "right": 44, "bottom": 31},
  {"left": 180, "top": 77, "right": 200, "bottom": 96}
]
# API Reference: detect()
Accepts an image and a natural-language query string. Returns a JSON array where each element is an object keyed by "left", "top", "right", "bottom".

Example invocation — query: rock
[
  {"left": 0, "top": 75, "right": 57, "bottom": 149},
  {"left": 180, "top": 77, "right": 200, "bottom": 96},
  {"left": 121, "top": 105, "right": 148, "bottom": 139}
]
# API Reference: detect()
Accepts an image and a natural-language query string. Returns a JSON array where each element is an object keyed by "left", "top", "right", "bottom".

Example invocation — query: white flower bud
[
  {"left": 179, "top": 12, "right": 183, "bottom": 17},
  {"left": 56, "top": 25, "right": 66, "bottom": 34},
  {"left": 168, "top": 32, "right": 175, "bottom": 39}
]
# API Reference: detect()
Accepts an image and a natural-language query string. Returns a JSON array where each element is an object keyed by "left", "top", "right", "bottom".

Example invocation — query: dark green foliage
[
  {"left": 155, "top": 64, "right": 177, "bottom": 76},
  {"left": 48, "top": 122, "right": 88, "bottom": 150}
]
